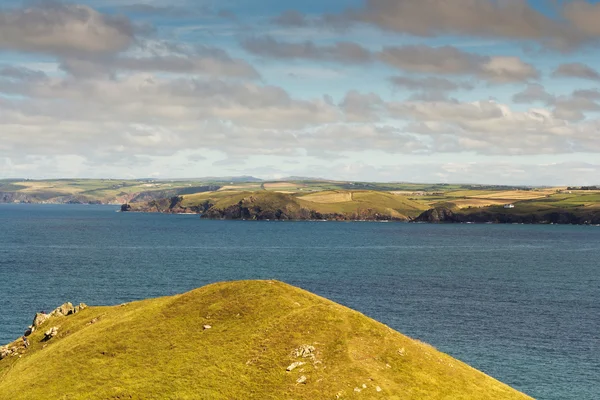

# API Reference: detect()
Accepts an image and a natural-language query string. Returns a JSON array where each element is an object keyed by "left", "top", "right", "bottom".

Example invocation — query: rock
[
  {"left": 44, "top": 327, "right": 59, "bottom": 341},
  {"left": 354, "top": 387, "right": 361, "bottom": 393},
  {"left": 24, "top": 325, "right": 34, "bottom": 337},
  {"left": 294, "top": 344, "right": 315, "bottom": 358},
  {"left": 362, "top": 384, "right": 367, "bottom": 389},
  {"left": 51, "top": 302, "right": 75, "bottom": 317},
  {"left": 376, "top": 386, "right": 382, "bottom": 392},
  {"left": 203, "top": 325, "right": 212, "bottom": 330},
  {"left": 32, "top": 312, "right": 50, "bottom": 328},
  {"left": 286, "top": 361, "right": 306, "bottom": 372},
  {"left": 296, "top": 375, "right": 307, "bottom": 384},
  {"left": 74, "top": 303, "right": 88, "bottom": 313},
  {"left": 0, "top": 346, "right": 11, "bottom": 360},
  {"left": 414, "top": 207, "right": 456, "bottom": 223}
]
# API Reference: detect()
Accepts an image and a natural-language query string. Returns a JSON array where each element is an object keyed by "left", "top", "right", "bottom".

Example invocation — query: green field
[{"left": 0, "top": 281, "right": 531, "bottom": 399}]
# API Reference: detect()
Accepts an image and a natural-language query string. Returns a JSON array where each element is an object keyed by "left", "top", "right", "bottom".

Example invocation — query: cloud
[
  {"left": 272, "top": 0, "right": 600, "bottom": 50},
  {"left": 0, "top": 65, "right": 48, "bottom": 81},
  {"left": 301, "top": 124, "right": 428, "bottom": 157},
  {"left": 0, "top": 2, "right": 136, "bottom": 56},
  {"left": 512, "top": 84, "right": 600, "bottom": 121},
  {"left": 389, "top": 76, "right": 473, "bottom": 92},
  {"left": 339, "top": 91, "right": 384, "bottom": 122},
  {"left": 512, "top": 84, "right": 555, "bottom": 104},
  {"left": 389, "top": 99, "right": 600, "bottom": 155},
  {"left": 562, "top": 1, "right": 600, "bottom": 36},
  {"left": 243, "top": 39, "right": 537, "bottom": 84},
  {"left": 241, "top": 36, "right": 372, "bottom": 63},
  {"left": 353, "top": 0, "right": 567, "bottom": 39},
  {"left": 552, "top": 63, "right": 600, "bottom": 81},
  {"left": 119, "top": 4, "right": 204, "bottom": 17},
  {"left": 379, "top": 46, "right": 538, "bottom": 83},
  {"left": 271, "top": 10, "right": 309, "bottom": 27},
  {"left": 552, "top": 94, "right": 600, "bottom": 121},
  {"left": 296, "top": 161, "right": 600, "bottom": 186},
  {"left": 59, "top": 41, "right": 260, "bottom": 79},
  {"left": 345, "top": 0, "right": 593, "bottom": 50}
]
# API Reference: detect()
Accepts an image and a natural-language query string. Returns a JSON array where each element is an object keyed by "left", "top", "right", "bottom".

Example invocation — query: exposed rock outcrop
[
  {"left": 32, "top": 313, "right": 50, "bottom": 329},
  {"left": 413, "top": 207, "right": 456, "bottom": 223},
  {"left": 286, "top": 361, "right": 306, "bottom": 372},
  {"left": 44, "top": 327, "right": 58, "bottom": 341},
  {"left": 414, "top": 206, "right": 600, "bottom": 225}
]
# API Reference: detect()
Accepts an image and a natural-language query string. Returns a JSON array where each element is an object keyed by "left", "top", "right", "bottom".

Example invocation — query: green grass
[
  {"left": 298, "top": 191, "right": 428, "bottom": 218},
  {"left": 0, "top": 281, "right": 531, "bottom": 400},
  {"left": 178, "top": 191, "right": 429, "bottom": 220}
]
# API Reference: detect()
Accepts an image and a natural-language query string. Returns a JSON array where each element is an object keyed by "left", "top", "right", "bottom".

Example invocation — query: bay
[{"left": 0, "top": 204, "right": 598, "bottom": 399}]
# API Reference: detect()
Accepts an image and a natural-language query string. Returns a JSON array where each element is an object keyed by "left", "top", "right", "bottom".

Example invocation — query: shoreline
[{"left": 4, "top": 202, "right": 600, "bottom": 225}]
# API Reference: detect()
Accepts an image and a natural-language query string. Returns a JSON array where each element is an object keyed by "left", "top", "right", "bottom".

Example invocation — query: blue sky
[{"left": 1, "top": 0, "right": 600, "bottom": 184}]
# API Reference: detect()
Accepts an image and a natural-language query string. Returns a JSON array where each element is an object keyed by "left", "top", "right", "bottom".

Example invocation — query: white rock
[
  {"left": 295, "top": 344, "right": 315, "bottom": 358},
  {"left": 44, "top": 327, "right": 58, "bottom": 340},
  {"left": 296, "top": 375, "right": 307, "bottom": 384},
  {"left": 286, "top": 361, "right": 306, "bottom": 372}
]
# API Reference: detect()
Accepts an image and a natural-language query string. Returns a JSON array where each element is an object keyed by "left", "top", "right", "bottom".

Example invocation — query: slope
[{"left": 0, "top": 281, "right": 531, "bottom": 400}]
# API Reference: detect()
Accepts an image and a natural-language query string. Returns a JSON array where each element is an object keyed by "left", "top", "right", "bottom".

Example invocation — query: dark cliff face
[
  {"left": 201, "top": 202, "right": 407, "bottom": 221},
  {"left": 0, "top": 192, "right": 34, "bottom": 203},
  {"left": 413, "top": 207, "right": 456, "bottom": 223},
  {"left": 414, "top": 207, "right": 600, "bottom": 225},
  {"left": 121, "top": 197, "right": 214, "bottom": 214}
]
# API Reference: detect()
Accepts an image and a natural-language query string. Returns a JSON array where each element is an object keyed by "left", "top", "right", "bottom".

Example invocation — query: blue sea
[{"left": 0, "top": 204, "right": 598, "bottom": 399}]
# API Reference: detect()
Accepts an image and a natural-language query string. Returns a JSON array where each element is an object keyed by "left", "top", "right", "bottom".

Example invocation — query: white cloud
[{"left": 0, "top": 3, "right": 136, "bottom": 56}]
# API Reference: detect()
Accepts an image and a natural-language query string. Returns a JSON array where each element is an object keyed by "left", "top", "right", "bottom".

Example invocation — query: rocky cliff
[{"left": 414, "top": 206, "right": 600, "bottom": 225}]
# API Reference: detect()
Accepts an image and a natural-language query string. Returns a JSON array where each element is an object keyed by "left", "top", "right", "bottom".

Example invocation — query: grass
[
  {"left": 0, "top": 281, "right": 531, "bottom": 400},
  {"left": 181, "top": 191, "right": 430, "bottom": 220},
  {"left": 299, "top": 191, "right": 354, "bottom": 203}
]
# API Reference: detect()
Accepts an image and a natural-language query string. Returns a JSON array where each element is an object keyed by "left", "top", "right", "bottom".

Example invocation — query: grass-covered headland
[
  {"left": 0, "top": 281, "right": 530, "bottom": 399},
  {"left": 3, "top": 178, "right": 600, "bottom": 223}
]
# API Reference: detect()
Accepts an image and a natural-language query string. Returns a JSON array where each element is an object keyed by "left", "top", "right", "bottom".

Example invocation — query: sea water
[{"left": 0, "top": 204, "right": 598, "bottom": 399}]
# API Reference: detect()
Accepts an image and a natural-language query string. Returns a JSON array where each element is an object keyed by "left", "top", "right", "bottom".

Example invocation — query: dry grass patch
[
  {"left": 300, "top": 191, "right": 353, "bottom": 203},
  {"left": 264, "top": 182, "right": 306, "bottom": 189},
  {"left": 476, "top": 190, "right": 554, "bottom": 200},
  {"left": 451, "top": 199, "right": 512, "bottom": 209}
]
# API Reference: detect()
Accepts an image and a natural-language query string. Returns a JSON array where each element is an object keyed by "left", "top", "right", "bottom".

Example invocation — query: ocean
[{"left": 0, "top": 204, "right": 598, "bottom": 399}]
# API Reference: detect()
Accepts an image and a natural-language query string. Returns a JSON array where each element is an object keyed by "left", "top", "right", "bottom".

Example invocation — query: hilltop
[{"left": 0, "top": 281, "right": 530, "bottom": 399}]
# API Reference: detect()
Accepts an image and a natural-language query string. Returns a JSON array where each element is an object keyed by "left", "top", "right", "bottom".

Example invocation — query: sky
[{"left": 1, "top": 0, "right": 600, "bottom": 184}]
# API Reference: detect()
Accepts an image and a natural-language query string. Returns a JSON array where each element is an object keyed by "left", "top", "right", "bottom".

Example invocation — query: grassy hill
[
  {"left": 137, "top": 190, "right": 429, "bottom": 220},
  {"left": 0, "top": 281, "right": 530, "bottom": 399}
]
